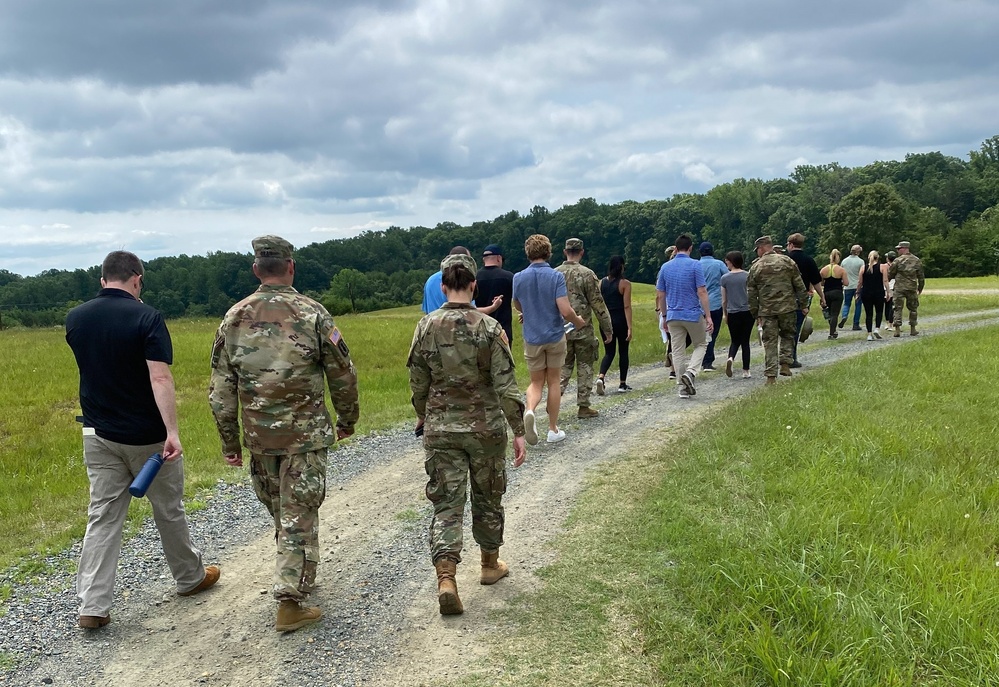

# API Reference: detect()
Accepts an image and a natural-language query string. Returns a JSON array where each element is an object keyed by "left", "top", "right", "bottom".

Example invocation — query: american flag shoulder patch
[{"left": 329, "top": 326, "right": 342, "bottom": 344}]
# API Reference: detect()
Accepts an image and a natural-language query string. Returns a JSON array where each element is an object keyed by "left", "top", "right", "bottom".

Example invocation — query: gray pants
[{"left": 78, "top": 434, "right": 205, "bottom": 616}]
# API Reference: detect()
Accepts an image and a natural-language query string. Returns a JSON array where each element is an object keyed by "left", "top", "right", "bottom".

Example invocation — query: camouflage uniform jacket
[
  {"left": 888, "top": 254, "right": 924, "bottom": 292},
  {"left": 748, "top": 251, "right": 808, "bottom": 318},
  {"left": 555, "top": 261, "right": 613, "bottom": 339},
  {"left": 407, "top": 303, "right": 525, "bottom": 438},
  {"left": 209, "top": 284, "right": 359, "bottom": 456}
]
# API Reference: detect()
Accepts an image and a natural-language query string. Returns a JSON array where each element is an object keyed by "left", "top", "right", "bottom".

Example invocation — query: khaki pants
[
  {"left": 78, "top": 435, "right": 205, "bottom": 616},
  {"left": 667, "top": 318, "right": 708, "bottom": 384}
]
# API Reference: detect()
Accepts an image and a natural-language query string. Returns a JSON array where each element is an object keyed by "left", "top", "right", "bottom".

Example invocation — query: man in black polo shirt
[
  {"left": 65, "top": 250, "right": 219, "bottom": 630},
  {"left": 475, "top": 243, "right": 515, "bottom": 343},
  {"left": 785, "top": 233, "right": 825, "bottom": 368}
]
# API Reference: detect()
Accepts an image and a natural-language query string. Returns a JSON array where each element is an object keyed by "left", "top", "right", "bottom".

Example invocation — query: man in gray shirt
[{"left": 838, "top": 245, "right": 864, "bottom": 331}]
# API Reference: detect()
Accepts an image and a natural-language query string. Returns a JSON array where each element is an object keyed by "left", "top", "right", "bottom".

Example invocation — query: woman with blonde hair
[
  {"left": 819, "top": 249, "right": 848, "bottom": 339},
  {"left": 857, "top": 249, "right": 889, "bottom": 340}
]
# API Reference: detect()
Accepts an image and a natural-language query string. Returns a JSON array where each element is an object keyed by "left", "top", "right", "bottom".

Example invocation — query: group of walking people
[{"left": 64, "top": 229, "right": 926, "bottom": 638}]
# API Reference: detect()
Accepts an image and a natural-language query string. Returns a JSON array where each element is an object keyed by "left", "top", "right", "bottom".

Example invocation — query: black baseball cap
[{"left": 482, "top": 244, "right": 503, "bottom": 257}]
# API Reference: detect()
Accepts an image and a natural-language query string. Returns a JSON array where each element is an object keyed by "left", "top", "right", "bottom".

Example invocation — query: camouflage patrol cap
[
  {"left": 886, "top": 250, "right": 897, "bottom": 259},
  {"left": 895, "top": 241, "right": 910, "bottom": 250},
  {"left": 565, "top": 237, "right": 584, "bottom": 251},
  {"left": 440, "top": 253, "right": 478, "bottom": 276},
  {"left": 252, "top": 235, "right": 294, "bottom": 259},
  {"left": 754, "top": 235, "right": 773, "bottom": 248}
]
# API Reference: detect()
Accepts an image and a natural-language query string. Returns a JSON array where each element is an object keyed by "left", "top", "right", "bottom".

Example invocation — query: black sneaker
[
  {"left": 852, "top": 325, "right": 862, "bottom": 331},
  {"left": 617, "top": 383, "right": 633, "bottom": 393},
  {"left": 680, "top": 371, "right": 696, "bottom": 396},
  {"left": 790, "top": 361, "right": 802, "bottom": 369},
  {"left": 838, "top": 318, "right": 847, "bottom": 328}
]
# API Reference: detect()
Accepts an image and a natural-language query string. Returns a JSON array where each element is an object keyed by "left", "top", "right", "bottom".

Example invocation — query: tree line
[{"left": 2, "top": 135, "right": 998, "bottom": 328}]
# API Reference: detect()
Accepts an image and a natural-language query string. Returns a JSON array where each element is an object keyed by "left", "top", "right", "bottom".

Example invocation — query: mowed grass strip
[{"left": 461, "top": 325, "right": 999, "bottom": 687}]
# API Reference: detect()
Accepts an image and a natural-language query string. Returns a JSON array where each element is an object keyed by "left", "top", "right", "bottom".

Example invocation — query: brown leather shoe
[
  {"left": 275, "top": 600, "right": 322, "bottom": 633},
  {"left": 480, "top": 549, "right": 509, "bottom": 585},
  {"left": 79, "top": 614, "right": 110, "bottom": 629},
  {"left": 577, "top": 406, "right": 599, "bottom": 419},
  {"left": 178, "top": 565, "right": 220, "bottom": 597},
  {"left": 434, "top": 558, "right": 464, "bottom": 615}
]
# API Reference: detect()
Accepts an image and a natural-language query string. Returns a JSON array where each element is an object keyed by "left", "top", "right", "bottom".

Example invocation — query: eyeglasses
[{"left": 132, "top": 270, "right": 144, "bottom": 289}]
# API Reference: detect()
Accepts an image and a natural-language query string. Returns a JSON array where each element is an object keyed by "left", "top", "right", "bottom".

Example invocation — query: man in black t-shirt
[
  {"left": 786, "top": 233, "right": 825, "bottom": 368},
  {"left": 475, "top": 244, "right": 515, "bottom": 343},
  {"left": 65, "top": 251, "right": 219, "bottom": 630}
]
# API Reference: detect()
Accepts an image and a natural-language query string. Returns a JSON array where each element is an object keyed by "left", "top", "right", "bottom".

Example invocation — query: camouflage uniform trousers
[
  {"left": 424, "top": 431, "right": 507, "bottom": 563},
  {"left": 560, "top": 333, "right": 599, "bottom": 408},
  {"left": 250, "top": 449, "right": 327, "bottom": 601},
  {"left": 892, "top": 290, "right": 919, "bottom": 327},
  {"left": 759, "top": 311, "right": 798, "bottom": 378}
]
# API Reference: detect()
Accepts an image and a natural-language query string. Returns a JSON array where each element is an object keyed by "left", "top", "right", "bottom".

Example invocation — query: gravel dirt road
[{"left": 4, "top": 308, "right": 998, "bottom": 687}]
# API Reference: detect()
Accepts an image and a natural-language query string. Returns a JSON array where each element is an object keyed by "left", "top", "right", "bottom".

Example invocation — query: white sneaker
[
  {"left": 873, "top": 330, "right": 882, "bottom": 340},
  {"left": 546, "top": 428, "right": 566, "bottom": 443},
  {"left": 679, "top": 389, "right": 690, "bottom": 399},
  {"left": 867, "top": 334, "right": 874, "bottom": 341},
  {"left": 595, "top": 378, "right": 605, "bottom": 396},
  {"left": 742, "top": 370, "right": 751, "bottom": 379},
  {"left": 524, "top": 410, "right": 538, "bottom": 446}
]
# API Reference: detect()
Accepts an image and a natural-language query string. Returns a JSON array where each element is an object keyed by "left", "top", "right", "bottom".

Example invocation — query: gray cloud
[{"left": 0, "top": 0, "right": 996, "bottom": 275}]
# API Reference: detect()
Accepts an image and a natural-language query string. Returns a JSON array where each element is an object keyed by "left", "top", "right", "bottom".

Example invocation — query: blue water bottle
[{"left": 129, "top": 453, "right": 165, "bottom": 498}]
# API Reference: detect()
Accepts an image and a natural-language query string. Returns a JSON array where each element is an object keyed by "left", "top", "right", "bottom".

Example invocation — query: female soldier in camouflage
[{"left": 407, "top": 254, "right": 528, "bottom": 615}]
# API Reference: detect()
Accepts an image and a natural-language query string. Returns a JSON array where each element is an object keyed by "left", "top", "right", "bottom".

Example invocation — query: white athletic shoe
[
  {"left": 873, "top": 330, "right": 882, "bottom": 340},
  {"left": 595, "top": 378, "right": 605, "bottom": 396},
  {"left": 546, "top": 428, "right": 567, "bottom": 444},
  {"left": 742, "top": 370, "right": 752, "bottom": 379},
  {"left": 524, "top": 410, "right": 538, "bottom": 446},
  {"left": 867, "top": 334, "right": 874, "bottom": 341}
]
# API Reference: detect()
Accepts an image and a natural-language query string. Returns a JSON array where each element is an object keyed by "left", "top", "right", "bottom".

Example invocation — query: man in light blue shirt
[
  {"left": 422, "top": 246, "right": 471, "bottom": 313},
  {"left": 656, "top": 235, "right": 713, "bottom": 399},
  {"left": 513, "top": 234, "right": 584, "bottom": 445},
  {"left": 697, "top": 242, "right": 728, "bottom": 370},
  {"left": 839, "top": 245, "right": 865, "bottom": 330}
]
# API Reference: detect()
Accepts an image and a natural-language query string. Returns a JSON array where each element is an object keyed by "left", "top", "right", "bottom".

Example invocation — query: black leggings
[
  {"left": 863, "top": 294, "right": 885, "bottom": 332},
  {"left": 726, "top": 310, "right": 753, "bottom": 370},
  {"left": 600, "top": 314, "right": 630, "bottom": 382}
]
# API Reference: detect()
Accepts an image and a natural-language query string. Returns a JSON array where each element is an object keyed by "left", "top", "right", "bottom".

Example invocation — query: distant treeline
[{"left": 3, "top": 136, "right": 998, "bottom": 328}]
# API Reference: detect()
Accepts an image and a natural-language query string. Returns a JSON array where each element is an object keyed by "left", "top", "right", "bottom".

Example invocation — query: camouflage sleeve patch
[{"left": 211, "top": 330, "right": 224, "bottom": 369}]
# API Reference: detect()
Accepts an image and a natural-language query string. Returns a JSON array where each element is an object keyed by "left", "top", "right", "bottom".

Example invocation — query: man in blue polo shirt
[{"left": 656, "top": 235, "right": 713, "bottom": 399}]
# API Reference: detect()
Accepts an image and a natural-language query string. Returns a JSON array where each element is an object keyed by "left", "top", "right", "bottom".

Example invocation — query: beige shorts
[{"left": 524, "top": 337, "right": 567, "bottom": 372}]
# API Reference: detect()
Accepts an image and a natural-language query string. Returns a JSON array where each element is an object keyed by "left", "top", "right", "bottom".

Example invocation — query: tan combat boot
[
  {"left": 434, "top": 558, "right": 463, "bottom": 615},
  {"left": 275, "top": 600, "right": 322, "bottom": 633},
  {"left": 894, "top": 324, "right": 901, "bottom": 338},
  {"left": 765, "top": 377, "right": 777, "bottom": 386},
  {"left": 480, "top": 549, "right": 509, "bottom": 585},
  {"left": 577, "top": 406, "right": 599, "bottom": 419},
  {"left": 910, "top": 325, "right": 919, "bottom": 336},
  {"left": 779, "top": 363, "right": 792, "bottom": 377}
]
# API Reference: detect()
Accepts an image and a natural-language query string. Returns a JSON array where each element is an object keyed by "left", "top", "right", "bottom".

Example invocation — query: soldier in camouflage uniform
[
  {"left": 556, "top": 238, "right": 614, "bottom": 418},
  {"left": 408, "top": 253, "right": 527, "bottom": 616},
  {"left": 888, "top": 240, "right": 925, "bottom": 337},
  {"left": 748, "top": 236, "right": 808, "bottom": 385},
  {"left": 208, "top": 235, "right": 359, "bottom": 633}
]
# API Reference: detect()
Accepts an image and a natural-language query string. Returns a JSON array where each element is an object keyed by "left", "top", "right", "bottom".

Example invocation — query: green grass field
[{"left": 459, "top": 324, "right": 999, "bottom": 687}]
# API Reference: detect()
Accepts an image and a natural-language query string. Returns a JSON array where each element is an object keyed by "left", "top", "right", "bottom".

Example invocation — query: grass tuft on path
[{"left": 465, "top": 325, "right": 999, "bottom": 687}]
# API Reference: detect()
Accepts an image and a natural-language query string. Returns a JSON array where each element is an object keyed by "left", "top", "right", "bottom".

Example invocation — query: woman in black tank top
[
  {"left": 819, "top": 249, "right": 848, "bottom": 339},
  {"left": 597, "top": 256, "right": 633, "bottom": 394}
]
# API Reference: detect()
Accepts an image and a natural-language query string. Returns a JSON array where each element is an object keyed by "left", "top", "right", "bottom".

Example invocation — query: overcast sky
[{"left": 1, "top": 0, "right": 997, "bottom": 275}]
